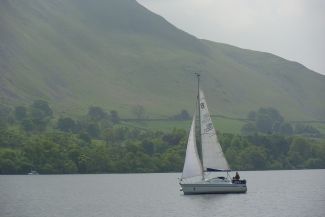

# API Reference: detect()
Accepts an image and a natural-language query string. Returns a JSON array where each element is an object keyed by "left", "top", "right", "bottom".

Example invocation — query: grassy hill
[{"left": 0, "top": 0, "right": 324, "bottom": 121}]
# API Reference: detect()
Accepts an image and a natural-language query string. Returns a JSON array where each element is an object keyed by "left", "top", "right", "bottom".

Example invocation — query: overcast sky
[{"left": 137, "top": 0, "right": 325, "bottom": 75}]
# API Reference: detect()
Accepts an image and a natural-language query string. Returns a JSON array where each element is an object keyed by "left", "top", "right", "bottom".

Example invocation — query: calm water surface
[{"left": 0, "top": 170, "right": 324, "bottom": 217}]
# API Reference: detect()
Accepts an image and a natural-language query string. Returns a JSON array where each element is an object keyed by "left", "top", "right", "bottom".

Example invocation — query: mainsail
[
  {"left": 199, "top": 89, "right": 230, "bottom": 171},
  {"left": 181, "top": 114, "right": 203, "bottom": 179}
]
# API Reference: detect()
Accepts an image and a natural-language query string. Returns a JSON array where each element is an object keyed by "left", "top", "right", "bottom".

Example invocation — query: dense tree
[
  {"left": 79, "top": 132, "right": 91, "bottom": 143},
  {"left": 21, "top": 119, "right": 35, "bottom": 132},
  {"left": 0, "top": 102, "right": 324, "bottom": 174},
  {"left": 132, "top": 105, "right": 146, "bottom": 119},
  {"left": 29, "top": 100, "right": 53, "bottom": 132},
  {"left": 162, "top": 129, "right": 186, "bottom": 147},
  {"left": 110, "top": 110, "right": 120, "bottom": 124},
  {"left": 86, "top": 123, "right": 100, "bottom": 138},
  {"left": 0, "top": 149, "right": 31, "bottom": 174},
  {"left": 240, "top": 146, "right": 268, "bottom": 170},
  {"left": 0, "top": 119, "right": 5, "bottom": 130},
  {"left": 289, "top": 137, "right": 311, "bottom": 159},
  {"left": 241, "top": 123, "right": 256, "bottom": 135},
  {"left": 279, "top": 123, "right": 293, "bottom": 135},
  {"left": 87, "top": 106, "right": 107, "bottom": 121},
  {"left": 171, "top": 109, "right": 191, "bottom": 120},
  {"left": 258, "top": 107, "right": 284, "bottom": 123},
  {"left": 14, "top": 106, "right": 27, "bottom": 121},
  {"left": 242, "top": 107, "right": 318, "bottom": 137},
  {"left": 57, "top": 117, "right": 76, "bottom": 132},
  {"left": 0, "top": 105, "right": 12, "bottom": 121},
  {"left": 294, "top": 124, "right": 321, "bottom": 137},
  {"left": 256, "top": 114, "right": 273, "bottom": 134},
  {"left": 31, "top": 100, "right": 53, "bottom": 120},
  {"left": 0, "top": 128, "right": 26, "bottom": 148},
  {"left": 141, "top": 139, "right": 155, "bottom": 156}
]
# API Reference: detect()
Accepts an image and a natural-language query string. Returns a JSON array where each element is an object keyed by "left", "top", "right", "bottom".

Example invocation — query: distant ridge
[{"left": 0, "top": 0, "right": 324, "bottom": 120}]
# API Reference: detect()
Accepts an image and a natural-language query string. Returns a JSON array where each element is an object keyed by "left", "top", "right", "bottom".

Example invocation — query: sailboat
[{"left": 179, "top": 74, "right": 247, "bottom": 194}]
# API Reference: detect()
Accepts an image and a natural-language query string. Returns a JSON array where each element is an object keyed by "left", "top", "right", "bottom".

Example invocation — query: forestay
[{"left": 199, "top": 89, "right": 230, "bottom": 171}]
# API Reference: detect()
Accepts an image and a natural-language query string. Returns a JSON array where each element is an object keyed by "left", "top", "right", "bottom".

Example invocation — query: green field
[{"left": 123, "top": 116, "right": 246, "bottom": 134}]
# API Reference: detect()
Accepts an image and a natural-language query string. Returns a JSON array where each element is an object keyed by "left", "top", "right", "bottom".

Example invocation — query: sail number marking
[{"left": 204, "top": 123, "right": 213, "bottom": 133}]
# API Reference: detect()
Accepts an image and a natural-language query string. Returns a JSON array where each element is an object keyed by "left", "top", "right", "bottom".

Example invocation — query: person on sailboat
[{"left": 234, "top": 172, "right": 240, "bottom": 180}]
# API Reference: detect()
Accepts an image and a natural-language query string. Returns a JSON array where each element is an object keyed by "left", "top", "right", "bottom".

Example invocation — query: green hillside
[{"left": 0, "top": 0, "right": 324, "bottom": 121}]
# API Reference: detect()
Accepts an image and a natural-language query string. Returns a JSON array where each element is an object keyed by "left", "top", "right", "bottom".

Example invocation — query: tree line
[
  {"left": 241, "top": 107, "right": 321, "bottom": 137},
  {"left": 0, "top": 102, "right": 324, "bottom": 174}
]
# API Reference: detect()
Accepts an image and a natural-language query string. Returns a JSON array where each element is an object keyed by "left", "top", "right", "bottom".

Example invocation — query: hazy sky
[{"left": 138, "top": 0, "right": 325, "bottom": 75}]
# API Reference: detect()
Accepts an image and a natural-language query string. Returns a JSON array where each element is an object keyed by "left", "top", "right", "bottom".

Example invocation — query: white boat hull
[
  {"left": 180, "top": 179, "right": 247, "bottom": 194},
  {"left": 180, "top": 183, "right": 247, "bottom": 194}
]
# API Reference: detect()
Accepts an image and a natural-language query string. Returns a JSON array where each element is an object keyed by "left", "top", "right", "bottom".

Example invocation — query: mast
[
  {"left": 194, "top": 73, "right": 201, "bottom": 144},
  {"left": 195, "top": 73, "right": 200, "bottom": 121},
  {"left": 195, "top": 72, "right": 204, "bottom": 179}
]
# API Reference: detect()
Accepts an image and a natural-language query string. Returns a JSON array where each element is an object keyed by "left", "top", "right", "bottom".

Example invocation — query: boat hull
[{"left": 180, "top": 182, "right": 247, "bottom": 194}]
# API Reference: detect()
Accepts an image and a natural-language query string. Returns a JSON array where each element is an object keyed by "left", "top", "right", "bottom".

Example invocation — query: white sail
[
  {"left": 181, "top": 114, "right": 203, "bottom": 179},
  {"left": 199, "top": 89, "right": 230, "bottom": 171}
]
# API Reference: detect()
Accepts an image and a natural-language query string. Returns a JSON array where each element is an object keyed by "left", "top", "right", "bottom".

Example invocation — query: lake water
[{"left": 0, "top": 170, "right": 324, "bottom": 217}]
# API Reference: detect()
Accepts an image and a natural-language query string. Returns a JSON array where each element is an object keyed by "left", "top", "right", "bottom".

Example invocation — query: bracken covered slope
[{"left": 0, "top": 0, "right": 324, "bottom": 120}]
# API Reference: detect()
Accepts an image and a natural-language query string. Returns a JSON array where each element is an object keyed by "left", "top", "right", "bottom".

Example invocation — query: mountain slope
[{"left": 0, "top": 0, "right": 324, "bottom": 120}]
